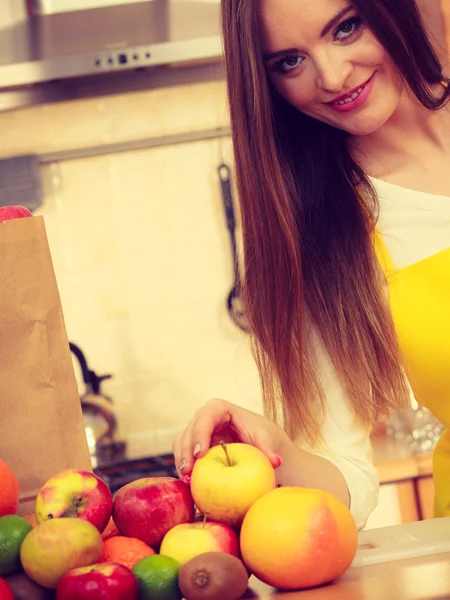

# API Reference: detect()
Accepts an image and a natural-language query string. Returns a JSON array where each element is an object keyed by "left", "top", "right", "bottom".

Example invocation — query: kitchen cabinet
[
  {"left": 366, "top": 481, "right": 419, "bottom": 529},
  {"left": 417, "top": 475, "right": 435, "bottom": 521},
  {"left": 366, "top": 434, "right": 435, "bottom": 530},
  {"left": 0, "top": 0, "right": 25, "bottom": 28}
]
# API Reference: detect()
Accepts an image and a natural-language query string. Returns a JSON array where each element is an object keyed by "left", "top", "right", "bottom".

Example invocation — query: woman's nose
[{"left": 314, "top": 51, "right": 353, "bottom": 94}]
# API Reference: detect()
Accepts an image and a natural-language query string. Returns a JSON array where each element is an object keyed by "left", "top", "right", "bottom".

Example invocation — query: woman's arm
[
  {"left": 274, "top": 422, "right": 377, "bottom": 531},
  {"left": 173, "top": 331, "right": 380, "bottom": 531},
  {"left": 274, "top": 436, "right": 351, "bottom": 508},
  {"left": 274, "top": 329, "right": 379, "bottom": 531}
]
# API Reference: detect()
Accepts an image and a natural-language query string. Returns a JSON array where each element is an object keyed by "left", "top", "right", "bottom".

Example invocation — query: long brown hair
[{"left": 221, "top": 0, "right": 450, "bottom": 445}]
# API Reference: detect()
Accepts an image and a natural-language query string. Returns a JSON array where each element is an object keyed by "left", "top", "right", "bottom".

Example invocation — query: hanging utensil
[{"left": 218, "top": 163, "right": 250, "bottom": 332}]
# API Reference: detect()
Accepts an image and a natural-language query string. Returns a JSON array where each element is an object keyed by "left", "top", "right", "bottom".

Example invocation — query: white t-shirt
[{"left": 309, "top": 177, "right": 450, "bottom": 530}]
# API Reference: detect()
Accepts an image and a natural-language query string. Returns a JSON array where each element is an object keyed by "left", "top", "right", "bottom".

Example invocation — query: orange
[
  {"left": 0, "top": 460, "right": 19, "bottom": 517},
  {"left": 102, "top": 536, "right": 155, "bottom": 570},
  {"left": 240, "top": 486, "right": 358, "bottom": 590}
]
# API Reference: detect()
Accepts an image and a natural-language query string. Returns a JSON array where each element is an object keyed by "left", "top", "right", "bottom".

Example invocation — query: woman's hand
[{"left": 172, "top": 398, "right": 286, "bottom": 479}]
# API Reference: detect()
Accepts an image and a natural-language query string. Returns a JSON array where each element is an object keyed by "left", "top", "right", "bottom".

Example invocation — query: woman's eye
[
  {"left": 275, "top": 55, "right": 305, "bottom": 74},
  {"left": 334, "top": 16, "right": 363, "bottom": 42}
]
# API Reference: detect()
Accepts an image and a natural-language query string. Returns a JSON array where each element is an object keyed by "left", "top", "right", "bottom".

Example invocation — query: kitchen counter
[
  {"left": 369, "top": 432, "right": 436, "bottom": 524},
  {"left": 246, "top": 551, "right": 450, "bottom": 599}
]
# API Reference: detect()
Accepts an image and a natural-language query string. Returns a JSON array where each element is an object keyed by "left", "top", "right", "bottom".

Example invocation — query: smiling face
[{"left": 259, "top": 0, "right": 404, "bottom": 136}]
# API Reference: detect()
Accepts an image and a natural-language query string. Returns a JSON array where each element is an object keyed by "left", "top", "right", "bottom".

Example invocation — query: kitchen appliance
[
  {"left": 0, "top": 0, "right": 222, "bottom": 90},
  {"left": 69, "top": 342, "right": 127, "bottom": 466}
]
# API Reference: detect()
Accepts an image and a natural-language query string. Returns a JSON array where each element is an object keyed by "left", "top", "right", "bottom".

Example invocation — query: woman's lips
[{"left": 327, "top": 73, "right": 376, "bottom": 113}]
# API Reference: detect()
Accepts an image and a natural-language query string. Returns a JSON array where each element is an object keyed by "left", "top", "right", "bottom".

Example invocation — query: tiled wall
[{"left": 0, "top": 80, "right": 264, "bottom": 453}]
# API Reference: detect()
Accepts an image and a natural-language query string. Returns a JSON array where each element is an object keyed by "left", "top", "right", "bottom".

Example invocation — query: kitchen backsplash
[{"left": 0, "top": 80, "right": 264, "bottom": 449}]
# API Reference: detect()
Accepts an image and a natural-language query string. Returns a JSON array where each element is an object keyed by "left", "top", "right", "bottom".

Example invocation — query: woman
[{"left": 173, "top": 0, "right": 450, "bottom": 530}]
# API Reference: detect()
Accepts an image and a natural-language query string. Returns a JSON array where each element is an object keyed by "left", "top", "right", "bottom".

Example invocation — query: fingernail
[
  {"left": 274, "top": 455, "right": 283, "bottom": 468},
  {"left": 183, "top": 475, "right": 191, "bottom": 485},
  {"left": 179, "top": 459, "right": 187, "bottom": 471},
  {"left": 193, "top": 443, "right": 201, "bottom": 456}
]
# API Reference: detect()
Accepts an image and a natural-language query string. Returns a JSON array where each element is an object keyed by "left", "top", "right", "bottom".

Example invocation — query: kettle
[{"left": 69, "top": 342, "right": 126, "bottom": 465}]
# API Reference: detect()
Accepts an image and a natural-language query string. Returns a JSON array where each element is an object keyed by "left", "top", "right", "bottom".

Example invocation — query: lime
[
  {"left": 132, "top": 554, "right": 182, "bottom": 600},
  {"left": 0, "top": 515, "right": 32, "bottom": 576}
]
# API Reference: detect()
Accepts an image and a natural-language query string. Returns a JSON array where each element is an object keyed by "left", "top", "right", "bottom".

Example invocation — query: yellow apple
[
  {"left": 159, "top": 518, "right": 239, "bottom": 565},
  {"left": 190, "top": 442, "right": 277, "bottom": 527},
  {"left": 20, "top": 518, "right": 103, "bottom": 589}
]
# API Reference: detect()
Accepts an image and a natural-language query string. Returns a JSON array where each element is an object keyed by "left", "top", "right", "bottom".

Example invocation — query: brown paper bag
[{"left": 0, "top": 215, "right": 92, "bottom": 515}]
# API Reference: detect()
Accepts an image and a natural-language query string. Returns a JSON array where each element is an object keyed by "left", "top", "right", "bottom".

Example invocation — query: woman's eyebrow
[
  {"left": 320, "top": 6, "right": 353, "bottom": 37},
  {"left": 263, "top": 5, "right": 354, "bottom": 62}
]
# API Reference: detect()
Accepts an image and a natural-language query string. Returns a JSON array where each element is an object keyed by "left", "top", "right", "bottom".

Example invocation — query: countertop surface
[{"left": 246, "top": 551, "right": 450, "bottom": 599}]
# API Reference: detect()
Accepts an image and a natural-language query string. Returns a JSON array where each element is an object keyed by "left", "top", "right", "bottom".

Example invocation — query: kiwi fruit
[
  {"left": 5, "top": 572, "right": 55, "bottom": 600},
  {"left": 178, "top": 552, "right": 249, "bottom": 600}
]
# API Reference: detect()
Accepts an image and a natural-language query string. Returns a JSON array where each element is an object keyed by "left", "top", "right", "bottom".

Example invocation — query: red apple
[
  {"left": 113, "top": 477, "right": 195, "bottom": 548},
  {"left": 56, "top": 562, "right": 138, "bottom": 600},
  {"left": 0, "top": 577, "right": 14, "bottom": 600},
  {"left": 159, "top": 517, "right": 240, "bottom": 565},
  {"left": 0, "top": 206, "right": 32, "bottom": 223},
  {"left": 36, "top": 469, "right": 113, "bottom": 533}
]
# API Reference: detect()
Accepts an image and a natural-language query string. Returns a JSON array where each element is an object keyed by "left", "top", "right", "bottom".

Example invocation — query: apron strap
[
  {"left": 355, "top": 186, "right": 396, "bottom": 278},
  {"left": 372, "top": 229, "right": 396, "bottom": 279}
]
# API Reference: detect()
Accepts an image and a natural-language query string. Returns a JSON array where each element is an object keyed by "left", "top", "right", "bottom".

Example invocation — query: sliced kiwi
[{"left": 178, "top": 552, "right": 249, "bottom": 600}]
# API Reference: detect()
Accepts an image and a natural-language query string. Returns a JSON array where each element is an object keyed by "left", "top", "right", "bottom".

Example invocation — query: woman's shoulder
[
  {"left": 370, "top": 175, "right": 450, "bottom": 208},
  {"left": 372, "top": 176, "right": 450, "bottom": 272}
]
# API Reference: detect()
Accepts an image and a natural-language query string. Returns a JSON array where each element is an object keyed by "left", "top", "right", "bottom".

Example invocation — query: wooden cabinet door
[
  {"left": 416, "top": 476, "right": 435, "bottom": 521},
  {"left": 364, "top": 481, "right": 419, "bottom": 530}
]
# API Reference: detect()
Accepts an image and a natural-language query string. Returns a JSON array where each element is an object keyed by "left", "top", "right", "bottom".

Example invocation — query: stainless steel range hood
[{"left": 0, "top": 1, "right": 223, "bottom": 91}]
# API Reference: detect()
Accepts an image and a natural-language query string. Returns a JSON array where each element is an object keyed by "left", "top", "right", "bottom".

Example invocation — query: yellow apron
[{"left": 375, "top": 234, "right": 450, "bottom": 517}]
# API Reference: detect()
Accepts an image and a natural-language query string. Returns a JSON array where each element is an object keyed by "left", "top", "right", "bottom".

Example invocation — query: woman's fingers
[
  {"left": 173, "top": 399, "right": 249, "bottom": 477},
  {"left": 172, "top": 400, "right": 228, "bottom": 477},
  {"left": 172, "top": 398, "right": 283, "bottom": 480},
  {"left": 172, "top": 422, "right": 195, "bottom": 478},
  {"left": 253, "top": 442, "right": 283, "bottom": 468},
  {"left": 189, "top": 399, "right": 253, "bottom": 461}
]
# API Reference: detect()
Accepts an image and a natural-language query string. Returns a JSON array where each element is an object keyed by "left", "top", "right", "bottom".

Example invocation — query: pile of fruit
[{"left": 0, "top": 442, "right": 358, "bottom": 599}]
